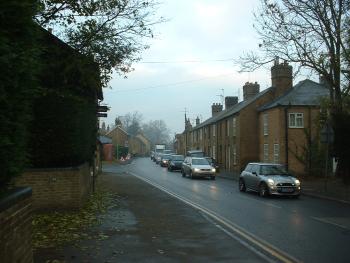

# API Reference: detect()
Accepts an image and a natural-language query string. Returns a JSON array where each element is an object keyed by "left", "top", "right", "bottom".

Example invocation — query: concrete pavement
[{"left": 34, "top": 171, "right": 267, "bottom": 263}]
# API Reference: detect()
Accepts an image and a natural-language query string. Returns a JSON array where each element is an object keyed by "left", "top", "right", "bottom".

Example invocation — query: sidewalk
[
  {"left": 217, "top": 170, "right": 350, "bottom": 204},
  {"left": 34, "top": 172, "right": 265, "bottom": 263}
]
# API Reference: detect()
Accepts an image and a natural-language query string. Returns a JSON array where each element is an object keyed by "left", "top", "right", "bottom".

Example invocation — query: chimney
[
  {"left": 243, "top": 82, "right": 260, "bottom": 100},
  {"left": 211, "top": 103, "right": 223, "bottom": 117},
  {"left": 196, "top": 116, "right": 200, "bottom": 126},
  {"left": 271, "top": 58, "right": 293, "bottom": 98},
  {"left": 225, "top": 96, "right": 238, "bottom": 109}
]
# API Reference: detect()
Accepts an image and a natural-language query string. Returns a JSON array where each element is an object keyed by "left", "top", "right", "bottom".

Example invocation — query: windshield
[
  {"left": 192, "top": 159, "right": 209, "bottom": 165},
  {"left": 172, "top": 156, "right": 184, "bottom": 161},
  {"left": 259, "top": 165, "right": 289, "bottom": 175}
]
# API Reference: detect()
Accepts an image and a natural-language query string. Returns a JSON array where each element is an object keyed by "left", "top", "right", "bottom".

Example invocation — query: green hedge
[
  {"left": 0, "top": 0, "right": 39, "bottom": 188},
  {"left": 28, "top": 94, "right": 97, "bottom": 167},
  {"left": 115, "top": 145, "right": 129, "bottom": 159}
]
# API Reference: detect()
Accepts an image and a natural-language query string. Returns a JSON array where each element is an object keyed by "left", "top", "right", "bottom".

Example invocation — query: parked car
[
  {"left": 204, "top": 157, "right": 220, "bottom": 173},
  {"left": 186, "top": 150, "right": 205, "bottom": 157},
  {"left": 239, "top": 163, "right": 301, "bottom": 197},
  {"left": 181, "top": 157, "right": 216, "bottom": 180},
  {"left": 150, "top": 151, "right": 155, "bottom": 160},
  {"left": 167, "top": 154, "right": 185, "bottom": 171},
  {"left": 160, "top": 154, "right": 172, "bottom": 167}
]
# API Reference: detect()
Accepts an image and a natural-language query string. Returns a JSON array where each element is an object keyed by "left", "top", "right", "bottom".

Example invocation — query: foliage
[
  {"left": 35, "top": 0, "right": 165, "bottom": 87},
  {"left": 28, "top": 94, "right": 97, "bottom": 167},
  {"left": 115, "top": 145, "right": 129, "bottom": 159},
  {"left": 142, "top": 119, "right": 171, "bottom": 147},
  {"left": 240, "top": 0, "right": 349, "bottom": 106},
  {"left": 0, "top": 0, "right": 40, "bottom": 188},
  {"left": 119, "top": 111, "right": 143, "bottom": 136},
  {"left": 33, "top": 188, "right": 114, "bottom": 249}
]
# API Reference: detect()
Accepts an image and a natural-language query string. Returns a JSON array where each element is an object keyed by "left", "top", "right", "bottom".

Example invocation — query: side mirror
[{"left": 252, "top": 171, "right": 257, "bottom": 176}]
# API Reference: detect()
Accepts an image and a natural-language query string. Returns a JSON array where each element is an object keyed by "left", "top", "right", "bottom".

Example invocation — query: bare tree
[
  {"left": 120, "top": 111, "right": 143, "bottom": 136},
  {"left": 240, "top": 0, "right": 349, "bottom": 107},
  {"left": 35, "top": 0, "right": 166, "bottom": 86},
  {"left": 142, "top": 120, "right": 171, "bottom": 146}
]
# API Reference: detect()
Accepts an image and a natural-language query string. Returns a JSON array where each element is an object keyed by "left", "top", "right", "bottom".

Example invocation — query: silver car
[
  {"left": 239, "top": 163, "right": 301, "bottom": 197},
  {"left": 181, "top": 157, "right": 216, "bottom": 180}
]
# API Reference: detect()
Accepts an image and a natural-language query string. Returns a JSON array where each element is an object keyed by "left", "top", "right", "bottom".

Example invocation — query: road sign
[
  {"left": 97, "top": 113, "right": 107, "bottom": 118},
  {"left": 97, "top": 105, "right": 109, "bottom": 112}
]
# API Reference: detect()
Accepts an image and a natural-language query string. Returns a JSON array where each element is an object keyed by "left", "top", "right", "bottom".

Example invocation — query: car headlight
[
  {"left": 267, "top": 179, "right": 275, "bottom": 186},
  {"left": 294, "top": 179, "right": 300, "bottom": 185},
  {"left": 211, "top": 168, "right": 216, "bottom": 172},
  {"left": 193, "top": 168, "right": 200, "bottom": 172}
]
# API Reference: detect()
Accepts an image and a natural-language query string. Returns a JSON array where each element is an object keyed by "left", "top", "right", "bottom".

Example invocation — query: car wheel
[
  {"left": 210, "top": 176, "right": 215, "bottom": 180},
  {"left": 259, "top": 183, "right": 269, "bottom": 197},
  {"left": 239, "top": 179, "right": 246, "bottom": 192},
  {"left": 190, "top": 171, "right": 193, "bottom": 179},
  {"left": 181, "top": 169, "right": 186, "bottom": 177}
]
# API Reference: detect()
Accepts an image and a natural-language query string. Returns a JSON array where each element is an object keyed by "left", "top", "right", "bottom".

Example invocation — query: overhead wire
[{"left": 108, "top": 73, "right": 234, "bottom": 93}]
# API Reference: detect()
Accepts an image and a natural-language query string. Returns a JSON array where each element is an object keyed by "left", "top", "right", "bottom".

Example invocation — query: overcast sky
[{"left": 102, "top": 0, "right": 306, "bottom": 135}]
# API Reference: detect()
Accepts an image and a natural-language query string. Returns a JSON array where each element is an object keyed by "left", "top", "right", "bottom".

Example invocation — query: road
[{"left": 103, "top": 158, "right": 350, "bottom": 263}]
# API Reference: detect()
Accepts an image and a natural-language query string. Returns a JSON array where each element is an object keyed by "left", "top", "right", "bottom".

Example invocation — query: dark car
[
  {"left": 204, "top": 157, "right": 220, "bottom": 173},
  {"left": 186, "top": 150, "right": 205, "bottom": 157},
  {"left": 160, "top": 154, "right": 172, "bottom": 167},
  {"left": 167, "top": 154, "right": 185, "bottom": 171}
]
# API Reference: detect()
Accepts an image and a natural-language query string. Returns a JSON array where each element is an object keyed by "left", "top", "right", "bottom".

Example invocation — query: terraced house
[{"left": 178, "top": 60, "right": 329, "bottom": 178}]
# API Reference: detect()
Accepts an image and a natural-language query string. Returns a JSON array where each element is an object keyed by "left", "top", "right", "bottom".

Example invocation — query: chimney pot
[{"left": 225, "top": 96, "right": 239, "bottom": 109}]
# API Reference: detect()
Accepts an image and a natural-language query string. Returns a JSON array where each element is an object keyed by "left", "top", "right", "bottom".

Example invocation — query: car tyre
[
  {"left": 210, "top": 176, "right": 215, "bottom": 180},
  {"left": 259, "top": 183, "right": 269, "bottom": 197},
  {"left": 181, "top": 170, "right": 186, "bottom": 177},
  {"left": 239, "top": 179, "right": 246, "bottom": 192}
]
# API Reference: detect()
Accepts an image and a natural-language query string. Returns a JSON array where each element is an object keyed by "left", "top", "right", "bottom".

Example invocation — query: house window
[
  {"left": 273, "top": 144, "right": 279, "bottom": 163},
  {"left": 289, "top": 113, "right": 304, "bottom": 128},
  {"left": 233, "top": 145, "right": 237, "bottom": 165},
  {"left": 263, "top": 113, "right": 268, "bottom": 135},
  {"left": 212, "top": 145, "right": 216, "bottom": 159},
  {"left": 232, "top": 117, "right": 237, "bottom": 137},
  {"left": 263, "top": 144, "right": 269, "bottom": 162},
  {"left": 212, "top": 124, "right": 216, "bottom": 137},
  {"left": 199, "top": 129, "right": 203, "bottom": 140}
]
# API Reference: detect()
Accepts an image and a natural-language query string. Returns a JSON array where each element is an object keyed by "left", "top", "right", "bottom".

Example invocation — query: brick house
[
  {"left": 129, "top": 133, "right": 151, "bottom": 156},
  {"left": 258, "top": 79, "right": 329, "bottom": 175},
  {"left": 179, "top": 59, "right": 329, "bottom": 177},
  {"left": 106, "top": 125, "right": 129, "bottom": 148}
]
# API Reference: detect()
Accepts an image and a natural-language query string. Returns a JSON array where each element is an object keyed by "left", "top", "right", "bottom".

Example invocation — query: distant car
[
  {"left": 204, "top": 157, "right": 220, "bottom": 173},
  {"left": 150, "top": 151, "right": 155, "bottom": 160},
  {"left": 155, "top": 153, "right": 163, "bottom": 164},
  {"left": 160, "top": 154, "right": 172, "bottom": 167},
  {"left": 239, "top": 163, "right": 301, "bottom": 197},
  {"left": 186, "top": 150, "right": 205, "bottom": 157},
  {"left": 181, "top": 157, "right": 216, "bottom": 180},
  {"left": 167, "top": 154, "right": 185, "bottom": 171}
]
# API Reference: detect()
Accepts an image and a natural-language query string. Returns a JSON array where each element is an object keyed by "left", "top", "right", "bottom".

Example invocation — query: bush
[{"left": 0, "top": 0, "right": 40, "bottom": 189}]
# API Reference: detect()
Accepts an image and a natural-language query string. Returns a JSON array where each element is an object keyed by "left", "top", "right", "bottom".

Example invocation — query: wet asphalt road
[{"left": 103, "top": 158, "right": 350, "bottom": 263}]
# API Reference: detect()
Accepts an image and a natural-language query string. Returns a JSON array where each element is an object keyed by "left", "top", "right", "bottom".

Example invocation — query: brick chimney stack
[
  {"left": 225, "top": 96, "right": 238, "bottom": 109},
  {"left": 211, "top": 103, "right": 223, "bottom": 117},
  {"left": 271, "top": 58, "right": 293, "bottom": 98},
  {"left": 195, "top": 116, "right": 200, "bottom": 126},
  {"left": 243, "top": 82, "right": 260, "bottom": 100}
]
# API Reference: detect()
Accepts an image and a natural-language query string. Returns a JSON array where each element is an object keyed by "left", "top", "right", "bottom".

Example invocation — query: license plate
[{"left": 281, "top": 188, "right": 294, "bottom": 193}]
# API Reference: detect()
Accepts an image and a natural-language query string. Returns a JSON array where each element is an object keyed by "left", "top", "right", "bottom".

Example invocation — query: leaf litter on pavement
[{"left": 32, "top": 188, "right": 116, "bottom": 249}]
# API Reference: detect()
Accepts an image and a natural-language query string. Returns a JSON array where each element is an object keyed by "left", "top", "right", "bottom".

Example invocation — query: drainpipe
[{"left": 283, "top": 104, "right": 290, "bottom": 170}]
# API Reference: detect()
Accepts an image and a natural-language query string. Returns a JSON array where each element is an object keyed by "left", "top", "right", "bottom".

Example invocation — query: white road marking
[
  {"left": 311, "top": 217, "right": 350, "bottom": 231},
  {"left": 128, "top": 171, "right": 301, "bottom": 263}
]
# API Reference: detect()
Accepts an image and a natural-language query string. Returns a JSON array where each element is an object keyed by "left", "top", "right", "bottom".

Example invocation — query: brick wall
[
  {"left": 16, "top": 163, "right": 91, "bottom": 211},
  {"left": 0, "top": 187, "right": 33, "bottom": 263}
]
